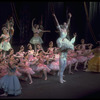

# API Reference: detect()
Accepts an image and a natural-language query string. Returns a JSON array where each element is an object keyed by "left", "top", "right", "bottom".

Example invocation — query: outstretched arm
[
  {"left": 32, "top": 18, "right": 35, "bottom": 32},
  {"left": 32, "top": 18, "right": 35, "bottom": 30},
  {"left": 66, "top": 13, "right": 72, "bottom": 29},
  {"left": 52, "top": 13, "right": 60, "bottom": 26},
  {"left": 52, "top": 13, "right": 62, "bottom": 32}
]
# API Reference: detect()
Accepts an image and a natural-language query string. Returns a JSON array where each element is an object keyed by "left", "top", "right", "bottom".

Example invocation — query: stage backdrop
[{"left": 0, "top": 2, "right": 99, "bottom": 47}]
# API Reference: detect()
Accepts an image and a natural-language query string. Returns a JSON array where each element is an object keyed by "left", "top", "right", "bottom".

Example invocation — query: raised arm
[
  {"left": 52, "top": 13, "right": 60, "bottom": 26},
  {"left": 32, "top": 18, "right": 35, "bottom": 29},
  {"left": 66, "top": 13, "right": 72, "bottom": 28}
]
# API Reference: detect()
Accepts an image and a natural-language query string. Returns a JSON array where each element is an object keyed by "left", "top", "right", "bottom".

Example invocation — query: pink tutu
[
  {"left": 28, "top": 55, "right": 34, "bottom": 61},
  {"left": 66, "top": 57, "right": 73, "bottom": 66},
  {"left": 19, "top": 67, "right": 35, "bottom": 75},
  {"left": 71, "top": 58, "right": 78, "bottom": 64},
  {"left": 19, "top": 57, "right": 24, "bottom": 62},
  {"left": 37, "top": 64, "right": 51, "bottom": 72},
  {"left": 76, "top": 56, "right": 87, "bottom": 63},
  {"left": 67, "top": 60, "right": 72, "bottom": 66},
  {"left": 49, "top": 61, "right": 59, "bottom": 71}
]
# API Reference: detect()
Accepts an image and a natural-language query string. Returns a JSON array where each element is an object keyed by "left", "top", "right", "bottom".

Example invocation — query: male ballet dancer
[{"left": 52, "top": 12, "right": 77, "bottom": 83}]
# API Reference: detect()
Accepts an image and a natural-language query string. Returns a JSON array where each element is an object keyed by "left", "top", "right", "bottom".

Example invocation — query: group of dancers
[{"left": 0, "top": 12, "right": 99, "bottom": 97}]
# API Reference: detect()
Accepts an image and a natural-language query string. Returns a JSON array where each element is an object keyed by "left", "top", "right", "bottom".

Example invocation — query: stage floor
[
  {"left": 0, "top": 44, "right": 100, "bottom": 99},
  {"left": 0, "top": 68, "right": 100, "bottom": 99}
]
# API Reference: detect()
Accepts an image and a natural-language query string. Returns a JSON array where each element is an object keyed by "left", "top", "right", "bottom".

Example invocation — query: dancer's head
[
  {"left": 34, "top": 24, "right": 39, "bottom": 29},
  {"left": 95, "top": 41, "right": 100, "bottom": 48},
  {"left": 63, "top": 22, "right": 67, "bottom": 27},
  {"left": 38, "top": 50, "right": 43, "bottom": 55},
  {"left": 88, "top": 44, "right": 93, "bottom": 49},
  {"left": 9, "top": 54, "right": 15, "bottom": 61},
  {"left": 2, "top": 27, "right": 8, "bottom": 34},
  {"left": 20, "top": 45, "right": 24, "bottom": 51},
  {"left": 27, "top": 43, "right": 32, "bottom": 50},
  {"left": 36, "top": 44, "right": 41, "bottom": 49},
  {"left": 14, "top": 58, "right": 20, "bottom": 65},
  {"left": 9, "top": 48, "right": 14, "bottom": 55},
  {"left": 49, "top": 41, "right": 53, "bottom": 47},
  {"left": 81, "top": 39, "right": 85, "bottom": 44}
]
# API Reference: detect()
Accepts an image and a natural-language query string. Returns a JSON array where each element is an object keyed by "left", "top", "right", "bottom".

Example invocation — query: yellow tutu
[{"left": 87, "top": 56, "right": 100, "bottom": 72}]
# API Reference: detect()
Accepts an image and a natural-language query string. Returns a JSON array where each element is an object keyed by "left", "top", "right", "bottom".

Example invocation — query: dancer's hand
[
  {"left": 68, "top": 13, "right": 72, "bottom": 18},
  {"left": 52, "top": 13, "right": 56, "bottom": 17},
  {"left": 73, "top": 32, "right": 77, "bottom": 37}
]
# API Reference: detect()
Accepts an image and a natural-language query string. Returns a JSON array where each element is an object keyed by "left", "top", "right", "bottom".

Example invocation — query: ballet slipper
[
  {"left": 29, "top": 81, "right": 33, "bottom": 84},
  {"left": 44, "top": 77, "right": 47, "bottom": 80},
  {"left": 68, "top": 71, "right": 74, "bottom": 74},
  {"left": 63, "top": 79, "right": 66, "bottom": 82},
  {"left": 74, "top": 68, "right": 78, "bottom": 71}
]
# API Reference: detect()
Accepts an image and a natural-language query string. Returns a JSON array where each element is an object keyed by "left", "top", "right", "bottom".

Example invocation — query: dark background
[{"left": 0, "top": 1, "right": 99, "bottom": 48}]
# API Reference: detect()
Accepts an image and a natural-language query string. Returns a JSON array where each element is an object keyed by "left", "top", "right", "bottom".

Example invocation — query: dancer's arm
[
  {"left": 52, "top": 13, "right": 60, "bottom": 26},
  {"left": 42, "top": 30, "right": 51, "bottom": 32},
  {"left": 32, "top": 18, "right": 35, "bottom": 32},
  {"left": 67, "top": 13, "right": 72, "bottom": 27},
  {"left": 64, "top": 13, "right": 72, "bottom": 30},
  {"left": 70, "top": 32, "right": 77, "bottom": 44},
  {"left": 53, "top": 13, "right": 63, "bottom": 33},
  {"left": 84, "top": 49, "right": 94, "bottom": 56}
]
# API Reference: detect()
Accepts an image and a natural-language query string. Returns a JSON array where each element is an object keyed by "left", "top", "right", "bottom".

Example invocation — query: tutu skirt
[
  {"left": 30, "top": 36, "right": 43, "bottom": 44},
  {"left": 0, "top": 74, "right": 22, "bottom": 96}
]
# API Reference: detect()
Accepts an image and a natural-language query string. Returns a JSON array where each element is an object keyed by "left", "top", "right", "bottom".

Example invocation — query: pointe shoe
[
  {"left": 29, "top": 81, "right": 33, "bottom": 84},
  {"left": 63, "top": 79, "right": 66, "bottom": 83},
  {"left": 60, "top": 80, "right": 64, "bottom": 84},
  {"left": 74, "top": 69, "right": 78, "bottom": 71},
  {"left": 60, "top": 79, "right": 66, "bottom": 83},
  {"left": 83, "top": 69, "right": 89, "bottom": 72},
  {"left": 68, "top": 71, "right": 74, "bottom": 74},
  {"left": 44, "top": 77, "right": 47, "bottom": 80}
]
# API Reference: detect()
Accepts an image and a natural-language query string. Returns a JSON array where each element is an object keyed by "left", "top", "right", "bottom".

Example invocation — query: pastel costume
[
  {"left": 48, "top": 54, "right": 60, "bottom": 71},
  {"left": 0, "top": 65, "right": 22, "bottom": 96},
  {"left": 76, "top": 50, "right": 87, "bottom": 63},
  {"left": 30, "top": 27, "right": 43, "bottom": 44},
  {"left": 86, "top": 50, "right": 94, "bottom": 60},
  {"left": 28, "top": 50, "right": 35, "bottom": 61},
  {"left": 29, "top": 56, "right": 39, "bottom": 72},
  {"left": 80, "top": 44, "right": 86, "bottom": 51},
  {"left": 16, "top": 51, "right": 25, "bottom": 62},
  {"left": 47, "top": 48, "right": 54, "bottom": 58},
  {"left": 56, "top": 24, "right": 76, "bottom": 83},
  {"left": 0, "top": 33, "right": 12, "bottom": 51},
  {"left": 36, "top": 56, "right": 51, "bottom": 72},
  {"left": 0, "top": 64, "right": 8, "bottom": 78},
  {"left": 18, "top": 60, "right": 35, "bottom": 75},
  {"left": 67, "top": 50, "right": 78, "bottom": 65}
]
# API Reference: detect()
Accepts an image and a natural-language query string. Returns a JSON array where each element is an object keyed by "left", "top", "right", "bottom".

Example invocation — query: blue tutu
[{"left": 0, "top": 74, "right": 22, "bottom": 96}]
